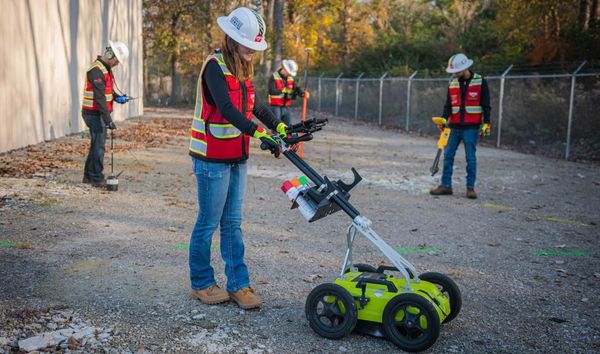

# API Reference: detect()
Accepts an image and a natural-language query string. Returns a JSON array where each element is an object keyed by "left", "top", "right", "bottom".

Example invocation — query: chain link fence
[
  {"left": 144, "top": 63, "right": 600, "bottom": 161},
  {"left": 304, "top": 64, "right": 600, "bottom": 161}
]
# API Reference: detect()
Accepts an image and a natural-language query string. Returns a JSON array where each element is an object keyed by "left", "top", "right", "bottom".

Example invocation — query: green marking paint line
[
  {"left": 483, "top": 203, "right": 515, "bottom": 211},
  {"left": 175, "top": 244, "right": 219, "bottom": 249},
  {"left": 0, "top": 242, "right": 17, "bottom": 248},
  {"left": 541, "top": 217, "right": 591, "bottom": 228},
  {"left": 395, "top": 247, "right": 440, "bottom": 254},
  {"left": 536, "top": 251, "right": 587, "bottom": 256}
]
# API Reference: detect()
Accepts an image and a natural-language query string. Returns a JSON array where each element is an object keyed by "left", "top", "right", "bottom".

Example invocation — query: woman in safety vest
[{"left": 188, "top": 7, "right": 288, "bottom": 310}]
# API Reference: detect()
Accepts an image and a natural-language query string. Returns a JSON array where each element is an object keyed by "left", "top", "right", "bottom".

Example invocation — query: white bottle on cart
[{"left": 281, "top": 180, "right": 317, "bottom": 221}]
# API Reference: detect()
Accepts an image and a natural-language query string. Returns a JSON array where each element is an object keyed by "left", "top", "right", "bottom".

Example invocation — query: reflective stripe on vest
[
  {"left": 82, "top": 60, "right": 113, "bottom": 111},
  {"left": 448, "top": 73, "right": 482, "bottom": 125}
]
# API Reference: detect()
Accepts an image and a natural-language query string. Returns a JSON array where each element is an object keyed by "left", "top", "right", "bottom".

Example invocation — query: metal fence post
[
  {"left": 566, "top": 61, "right": 587, "bottom": 159},
  {"left": 405, "top": 71, "right": 417, "bottom": 131},
  {"left": 496, "top": 64, "right": 513, "bottom": 147},
  {"left": 354, "top": 73, "right": 364, "bottom": 120},
  {"left": 317, "top": 73, "right": 324, "bottom": 112},
  {"left": 335, "top": 72, "right": 343, "bottom": 116},
  {"left": 378, "top": 72, "right": 388, "bottom": 125}
]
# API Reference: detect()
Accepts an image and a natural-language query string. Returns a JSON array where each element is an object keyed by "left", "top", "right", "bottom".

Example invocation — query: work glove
[
  {"left": 253, "top": 125, "right": 281, "bottom": 158},
  {"left": 107, "top": 121, "right": 117, "bottom": 130},
  {"left": 480, "top": 123, "right": 491, "bottom": 137},
  {"left": 276, "top": 122, "right": 299, "bottom": 152},
  {"left": 276, "top": 122, "right": 288, "bottom": 137},
  {"left": 293, "top": 86, "right": 305, "bottom": 98},
  {"left": 114, "top": 95, "right": 129, "bottom": 104}
]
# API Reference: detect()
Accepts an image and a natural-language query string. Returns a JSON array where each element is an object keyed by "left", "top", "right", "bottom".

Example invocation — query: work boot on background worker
[
  {"left": 429, "top": 53, "right": 492, "bottom": 199},
  {"left": 268, "top": 59, "right": 304, "bottom": 126},
  {"left": 81, "top": 40, "right": 131, "bottom": 187}
]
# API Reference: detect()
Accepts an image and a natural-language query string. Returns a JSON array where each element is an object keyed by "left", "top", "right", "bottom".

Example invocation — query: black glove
[
  {"left": 293, "top": 86, "right": 305, "bottom": 98},
  {"left": 107, "top": 121, "right": 117, "bottom": 130},
  {"left": 259, "top": 137, "right": 282, "bottom": 158}
]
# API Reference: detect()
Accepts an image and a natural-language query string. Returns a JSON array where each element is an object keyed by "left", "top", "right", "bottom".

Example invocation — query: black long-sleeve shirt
[
  {"left": 203, "top": 60, "right": 280, "bottom": 135},
  {"left": 442, "top": 71, "right": 491, "bottom": 129},
  {"left": 82, "top": 57, "right": 113, "bottom": 125}
]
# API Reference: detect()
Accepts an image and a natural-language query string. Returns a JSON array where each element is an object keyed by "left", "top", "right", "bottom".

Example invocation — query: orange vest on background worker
[
  {"left": 81, "top": 60, "right": 114, "bottom": 112},
  {"left": 268, "top": 71, "right": 294, "bottom": 107},
  {"left": 448, "top": 73, "right": 483, "bottom": 125},
  {"left": 189, "top": 51, "right": 255, "bottom": 161}
]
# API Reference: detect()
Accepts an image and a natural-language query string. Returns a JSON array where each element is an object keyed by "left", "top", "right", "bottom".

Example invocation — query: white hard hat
[
  {"left": 217, "top": 7, "right": 267, "bottom": 51},
  {"left": 446, "top": 53, "right": 473, "bottom": 73},
  {"left": 282, "top": 59, "right": 298, "bottom": 76},
  {"left": 108, "top": 40, "right": 129, "bottom": 63}
]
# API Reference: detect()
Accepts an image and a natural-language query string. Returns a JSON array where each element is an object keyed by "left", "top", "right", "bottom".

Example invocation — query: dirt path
[{"left": 1, "top": 108, "right": 599, "bottom": 353}]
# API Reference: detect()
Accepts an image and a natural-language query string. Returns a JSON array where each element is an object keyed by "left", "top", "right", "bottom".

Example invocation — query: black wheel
[
  {"left": 382, "top": 293, "right": 441, "bottom": 352},
  {"left": 345, "top": 263, "right": 378, "bottom": 273},
  {"left": 419, "top": 272, "right": 462, "bottom": 324},
  {"left": 305, "top": 283, "right": 358, "bottom": 339}
]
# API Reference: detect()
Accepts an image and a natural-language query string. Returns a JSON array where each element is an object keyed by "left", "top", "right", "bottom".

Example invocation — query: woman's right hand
[{"left": 253, "top": 126, "right": 282, "bottom": 158}]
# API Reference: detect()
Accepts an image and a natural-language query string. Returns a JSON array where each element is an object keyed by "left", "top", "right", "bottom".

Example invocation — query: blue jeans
[
  {"left": 189, "top": 158, "right": 249, "bottom": 292},
  {"left": 441, "top": 128, "right": 478, "bottom": 189},
  {"left": 271, "top": 106, "right": 291, "bottom": 126}
]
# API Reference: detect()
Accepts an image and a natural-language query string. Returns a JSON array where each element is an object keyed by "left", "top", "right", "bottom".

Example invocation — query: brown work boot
[
  {"left": 191, "top": 285, "right": 230, "bottom": 305},
  {"left": 429, "top": 185, "right": 453, "bottom": 196},
  {"left": 466, "top": 188, "right": 477, "bottom": 199},
  {"left": 229, "top": 287, "right": 262, "bottom": 310}
]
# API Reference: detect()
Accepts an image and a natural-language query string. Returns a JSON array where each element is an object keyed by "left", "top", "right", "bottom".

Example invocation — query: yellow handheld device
[{"left": 431, "top": 117, "right": 450, "bottom": 176}]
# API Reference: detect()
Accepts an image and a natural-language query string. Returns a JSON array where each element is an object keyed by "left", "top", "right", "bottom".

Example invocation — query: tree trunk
[
  {"left": 272, "top": 0, "right": 283, "bottom": 70},
  {"left": 263, "top": 0, "right": 274, "bottom": 76},
  {"left": 170, "top": 13, "right": 182, "bottom": 104}
]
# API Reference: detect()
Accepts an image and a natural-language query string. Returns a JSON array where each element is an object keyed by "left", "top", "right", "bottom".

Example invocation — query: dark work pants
[{"left": 82, "top": 112, "right": 107, "bottom": 182}]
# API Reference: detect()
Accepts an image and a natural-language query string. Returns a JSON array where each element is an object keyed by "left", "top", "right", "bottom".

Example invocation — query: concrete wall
[{"left": 0, "top": 0, "right": 143, "bottom": 153}]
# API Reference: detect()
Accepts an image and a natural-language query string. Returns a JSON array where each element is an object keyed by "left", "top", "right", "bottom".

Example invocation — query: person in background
[
  {"left": 430, "top": 53, "right": 491, "bottom": 199},
  {"left": 188, "top": 7, "right": 287, "bottom": 310},
  {"left": 81, "top": 40, "right": 131, "bottom": 187},
  {"left": 268, "top": 59, "right": 304, "bottom": 126}
]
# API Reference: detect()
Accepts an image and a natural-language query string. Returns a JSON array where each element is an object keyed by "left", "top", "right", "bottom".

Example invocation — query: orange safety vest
[
  {"left": 189, "top": 51, "right": 255, "bottom": 162},
  {"left": 448, "top": 73, "right": 483, "bottom": 125},
  {"left": 82, "top": 59, "right": 114, "bottom": 112},
  {"left": 268, "top": 71, "right": 294, "bottom": 107}
]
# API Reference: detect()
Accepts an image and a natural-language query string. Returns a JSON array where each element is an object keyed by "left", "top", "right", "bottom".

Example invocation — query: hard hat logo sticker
[
  {"left": 230, "top": 16, "right": 243, "bottom": 30},
  {"left": 255, "top": 34, "right": 263, "bottom": 42}
]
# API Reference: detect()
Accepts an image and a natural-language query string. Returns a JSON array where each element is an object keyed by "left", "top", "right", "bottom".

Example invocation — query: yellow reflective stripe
[
  {"left": 451, "top": 107, "right": 460, "bottom": 114},
  {"left": 210, "top": 123, "right": 241, "bottom": 138},
  {"left": 189, "top": 138, "right": 207, "bottom": 156},
  {"left": 192, "top": 118, "right": 205, "bottom": 133},
  {"left": 449, "top": 80, "right": 460, "bottom": 88},
  {"left": 465, "top": 106, "right": 482, "bottom": 114},
  {"left": 83, "top": 91, "right": 94, "bottom": 98},
  {"left": 269, "top": 94, "right": 284, "bottom": 98},
  {"left": 209, "top": 53, "right": 233, "bottom": 76}
]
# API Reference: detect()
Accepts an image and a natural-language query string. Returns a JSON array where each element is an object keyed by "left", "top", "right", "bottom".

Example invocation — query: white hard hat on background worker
[
  {"left": 282, "top": 59, "right": 298, "bottom": 76},
  {"left": 108, "top": 40, "right": 130, "bottom": 63},
  {"left": 446, "top": 53, "right": 473, "bottom": 73},
  {"left": 217, "top": 7, "right": 267, "bottom": 51}
]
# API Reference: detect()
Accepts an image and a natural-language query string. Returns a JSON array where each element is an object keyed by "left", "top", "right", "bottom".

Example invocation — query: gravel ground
[{"left": 1, "top": 107, "right": 599, "bottom": 353}]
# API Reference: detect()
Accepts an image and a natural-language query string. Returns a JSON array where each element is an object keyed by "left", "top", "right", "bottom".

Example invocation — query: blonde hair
[{"left": 222, "top": 35, "right": 254, "bottom": 81}]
